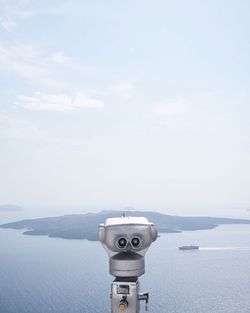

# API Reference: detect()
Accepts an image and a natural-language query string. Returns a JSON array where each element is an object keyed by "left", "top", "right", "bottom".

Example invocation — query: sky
[{"left": 1, "top": 0, "right": 250, "bottom": 214}]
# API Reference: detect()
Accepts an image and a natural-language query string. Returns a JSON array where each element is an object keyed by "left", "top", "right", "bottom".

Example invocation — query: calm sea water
[{"left": 0, "top": 213, "right": 250, "bottom": 313}]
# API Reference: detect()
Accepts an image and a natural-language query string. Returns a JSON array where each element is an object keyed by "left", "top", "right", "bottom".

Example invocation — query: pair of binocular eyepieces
[{"left": 117, "top": 236, "right": 141, "bottom": 249}]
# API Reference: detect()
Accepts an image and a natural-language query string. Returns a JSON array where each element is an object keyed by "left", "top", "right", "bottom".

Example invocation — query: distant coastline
[
  {"left": 1, "top": 210, "right": 250, "bottom": 241},
  {"left": 0, "top": 205, "right": 23, "bottom": 212}
]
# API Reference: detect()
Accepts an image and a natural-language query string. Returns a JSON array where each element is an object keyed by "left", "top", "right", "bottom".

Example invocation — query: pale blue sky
[{"left": 1, "top": 0, "right": 250, "bottom": 213}]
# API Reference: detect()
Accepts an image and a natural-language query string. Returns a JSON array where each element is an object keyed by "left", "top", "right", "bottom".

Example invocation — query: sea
[{"left": 0, "top": 208, "right": 250, "bottom": 313}]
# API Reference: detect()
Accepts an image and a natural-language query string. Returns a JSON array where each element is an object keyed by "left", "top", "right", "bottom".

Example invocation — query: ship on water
[{"left": 179, "top": 245, "right": 199, "bottom": 250}]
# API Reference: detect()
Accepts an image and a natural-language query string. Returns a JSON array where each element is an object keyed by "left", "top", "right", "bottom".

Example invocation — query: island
[{"left": 1, "top": 210, "right": 250, "bottom": 241}]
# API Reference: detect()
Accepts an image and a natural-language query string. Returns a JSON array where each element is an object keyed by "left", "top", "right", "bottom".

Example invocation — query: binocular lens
[
  {"left": 131, "top": 237, "right": 140, "bottom": 247},
  {"left": 118, "top": 238, "right": 127, "bottom": 248}
]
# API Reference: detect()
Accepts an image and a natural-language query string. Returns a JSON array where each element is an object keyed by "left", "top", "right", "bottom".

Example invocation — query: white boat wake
[{"left": 200, "top": 246, "right": 250, "bottom": 251}]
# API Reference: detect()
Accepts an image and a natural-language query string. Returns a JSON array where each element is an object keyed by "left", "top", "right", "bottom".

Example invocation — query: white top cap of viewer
[{"left": 105, "top": 216, "right": 151, "bottom": 227}]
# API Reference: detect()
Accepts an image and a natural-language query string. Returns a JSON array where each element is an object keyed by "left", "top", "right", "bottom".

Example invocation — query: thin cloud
[
  {"left": 111, "top": 81, "right": 134, "bottom": 93},
  {"left": 1, "top": 17, "right": 16, "bottom": 32},
  {"left": 0, "top": 41, "right": 94, "bottom": 89},
  {"left": 17, "top": 92, "right": 104, "bottom": 112},
  {"left": 0, "top": 41, "right": 61, "bottom": 88},
  {"left": 0, "top": 1, "right": 34, "bottom": 33},
  {"left": 155, "top": 99, "right": 187, "bottom": 115},
  {"left": 51, "top": 51, "right": 71, "bottom": 65},
  {"left": 143, "top": 98, "right": 189, "bottom": 130},
  {"left": 50, "top": 50, "right": 92, "bottom": 73}
]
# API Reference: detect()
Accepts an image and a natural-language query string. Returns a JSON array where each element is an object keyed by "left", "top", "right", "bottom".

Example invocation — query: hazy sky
[{"left": 1, "top": 0, "right": 250, "bottom": 212}]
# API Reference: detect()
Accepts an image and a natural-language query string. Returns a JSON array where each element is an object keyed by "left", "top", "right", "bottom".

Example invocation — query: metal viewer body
[{"left": 99, "top": 215, "right": 157, "bottom": 313}]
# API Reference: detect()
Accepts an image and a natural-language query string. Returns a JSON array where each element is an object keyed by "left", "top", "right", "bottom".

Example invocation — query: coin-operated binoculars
[{"left": 99, "top": 215, "right": 158, "bottom": 313}]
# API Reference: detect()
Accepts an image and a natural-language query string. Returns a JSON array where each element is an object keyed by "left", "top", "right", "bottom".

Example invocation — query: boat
[{"left": 179, "top": 245, "right": 199, "bottom": 250}]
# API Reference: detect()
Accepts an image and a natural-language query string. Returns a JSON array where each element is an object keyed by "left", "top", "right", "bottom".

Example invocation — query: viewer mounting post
[{"left": 99, "top": 215, "right": 158, "bottom": 313}]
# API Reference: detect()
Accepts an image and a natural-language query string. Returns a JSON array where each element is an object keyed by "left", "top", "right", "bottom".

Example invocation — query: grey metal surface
[
  {"left": 110, "top": 252, "right": 144, "bottom": 277},
  {"left": 99, "top": 215, "right": 157, "bottom": 312},
  {"left": 111, "top": 280, "right": 140, "bottom": 313},
  {"left": 99, "top": 216, "right": 157, "bottom": 267}
]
